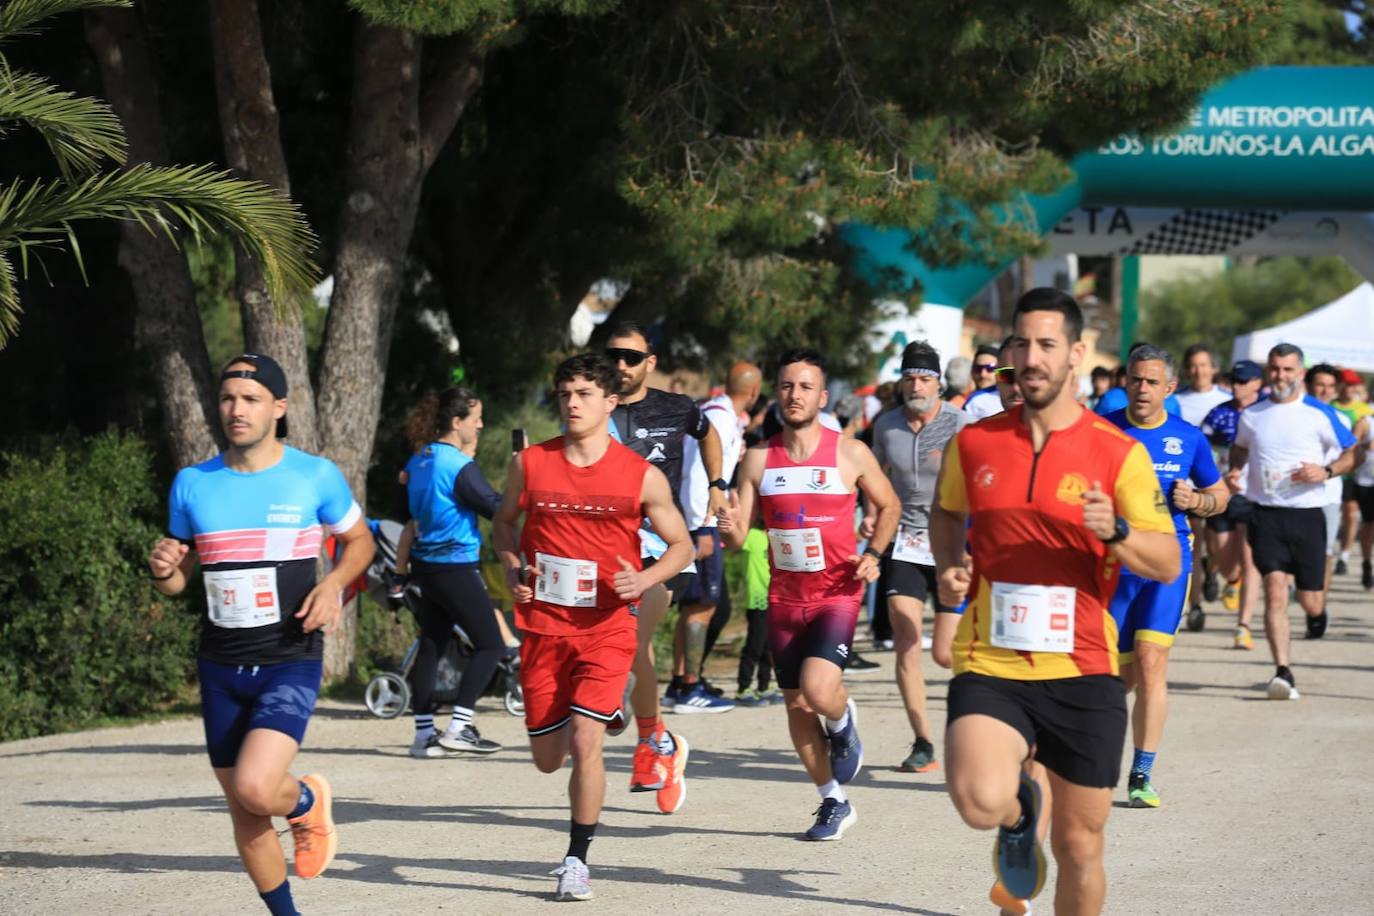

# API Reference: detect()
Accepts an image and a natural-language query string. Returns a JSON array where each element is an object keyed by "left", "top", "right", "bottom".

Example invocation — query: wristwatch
[
  {"left": 709, "top": 478, "right": 729, "bottom": 491},
  {"left": 1102, "top": 516, "right": 1130, "bottom": 545}
]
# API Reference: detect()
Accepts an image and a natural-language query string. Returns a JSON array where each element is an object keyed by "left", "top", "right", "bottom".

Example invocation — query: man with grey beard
[{"left": 864, "top": 340, "right": 969, "bottom": 772}]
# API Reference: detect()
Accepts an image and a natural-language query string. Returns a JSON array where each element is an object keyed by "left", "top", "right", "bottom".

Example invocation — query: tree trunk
[
  {"left": 86, "top": 9, "right": 220, "bottom": 468},
  {"left": 209, "top": 0, "right": 319, "bottom": 454},
  {"left": 313, "top": 24, "right": 482, "bottom": 679}
]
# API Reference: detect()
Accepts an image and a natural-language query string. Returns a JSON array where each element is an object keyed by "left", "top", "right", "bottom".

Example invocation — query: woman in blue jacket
[{"left": 397, "top": 387, "right": 506, "bottom": 758}]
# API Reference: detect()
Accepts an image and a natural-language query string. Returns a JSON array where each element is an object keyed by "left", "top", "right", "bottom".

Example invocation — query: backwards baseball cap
[
  {"left": 1229, "top": 359, "right": 1262, "bottom": 383},
  {"left": 220, "top": 353, "right": 289, "bottom": 438},
  {"left": 1340, "top": 367, "right": 1363, "bottom": 386},
  {"left": 900, "top": 341, "right": 942, "bottom": 377}
]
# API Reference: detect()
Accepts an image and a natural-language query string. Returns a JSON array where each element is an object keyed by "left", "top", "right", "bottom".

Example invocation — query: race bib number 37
[
  {"left": 990, "top": 582, "right": 1076, "bottom": 653},
  {"left": 204, "top": 567, "right": 281, "bottom": 629}
]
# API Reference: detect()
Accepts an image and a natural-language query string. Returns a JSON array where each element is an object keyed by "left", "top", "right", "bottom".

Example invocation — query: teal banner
[{"left": 1074, "top": 67, "right": 1374, "bottom": 210}]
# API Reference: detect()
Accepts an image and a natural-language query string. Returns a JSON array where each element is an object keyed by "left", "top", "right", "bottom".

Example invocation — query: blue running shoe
[
  {"left": 993, "top": 773, "right": 1047, "bottom": 901},
  {"left": 673, "top": 682, "right": 736, "bottom": 714},
  {"left": 827, "top": 698, "right": 863, "bottom": 784},
  {"left": 661, "top": 682, "right": 683, "bottom": 712},
  {"left": 804, "top": 798, "right": 857, "bottom": 841}
]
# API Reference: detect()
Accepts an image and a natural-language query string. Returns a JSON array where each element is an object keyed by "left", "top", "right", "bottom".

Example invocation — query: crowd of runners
[{"left": 145, "top": 291, "right": 1368, "bottom": 914}]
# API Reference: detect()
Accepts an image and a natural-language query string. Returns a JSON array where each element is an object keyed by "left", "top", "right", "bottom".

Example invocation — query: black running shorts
[
  {"left": 1357, "top": 485, "right": 1374, "bottom": 523},
  {"left": 1246, "top": 504, "right": 1326, "bottom": 591},
  {"left": 946, "top": 672, "right": 1127, "bottom": 788},
  {"left": 1207, "top": 492, "right": 1255, "bottom": 534},
  {"left": 879, "top": 554, "right": 942, "bottom": 606}
]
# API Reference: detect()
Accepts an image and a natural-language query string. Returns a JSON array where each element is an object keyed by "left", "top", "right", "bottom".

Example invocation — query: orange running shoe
[
  {"left": 630, "top": 739, "right": 662, "bottom": 792},
  {"left": 287, "top": 774, "right": 337, "bottom": 880},
  {"left": 655, "top": 733, "right": 690, "bottom": 815},
  {"left": 989, "top": 880, "right": 1032, "bottom": 914}
]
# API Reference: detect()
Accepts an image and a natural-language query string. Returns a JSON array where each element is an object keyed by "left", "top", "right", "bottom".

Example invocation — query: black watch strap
[
  {"left": 1102, "top": 516, "right": 1129, "bottom": 545},
  {"left": 863, "top": 546, "right": 883, "bottom": 561},
  {"left": 709, "top": 478, "right": 729, "bottom": 491}
]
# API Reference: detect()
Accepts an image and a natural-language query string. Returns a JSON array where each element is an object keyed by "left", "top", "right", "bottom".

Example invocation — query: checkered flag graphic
[{"left": 1119, "top": 210, "right": 1285, "bottom": 255}]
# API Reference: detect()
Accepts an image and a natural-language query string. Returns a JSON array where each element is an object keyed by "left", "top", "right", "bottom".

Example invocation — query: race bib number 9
[
  {"left": 535, "top": 552, "right": 599, "bottom": 608},
  {"left": 892, "top": 524, "right": 935, "bottom": 566},
  {"left": 990, "top": 582, "right": 1076, "bottom": 653},
  {"left": 205, "top": 567, "right": 281, "bottom": 629},
  {"left": 767, "top": 528, "right": 825, "bottom": 572}
]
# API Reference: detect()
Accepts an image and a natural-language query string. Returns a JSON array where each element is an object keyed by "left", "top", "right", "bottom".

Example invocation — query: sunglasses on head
[
  {"left": 606, "top": 347, "right": 649, "bottom": 367},
  {"left": 973, "top": 362, "right": 998, "bottom": 373},
  {"left": 995, "top": 366, "right": 1015, "bottom": 382}
]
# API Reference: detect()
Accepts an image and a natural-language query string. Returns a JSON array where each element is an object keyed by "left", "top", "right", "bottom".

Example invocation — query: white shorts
[{"left": 1324, "top": 502, "right": 1341, "bottom": 556}]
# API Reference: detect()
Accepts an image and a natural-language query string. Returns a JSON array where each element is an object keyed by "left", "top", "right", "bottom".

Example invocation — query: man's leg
[
  {"left": 216, "top": 729, "right": 310, "bottom": 891},
  {"left": 679, "top": 602, "right": 716, "bottom": 686},
  {"left": 1262, "top": 571, "right": 1291, "bottom": 667},
  {"left": 1046, "top": 772, "right": 1113, "bottom": 915},
  {"left": 630, "top": 582, "right": 670, "bottom": 720},
  {"left": 568, "top": 716, "right": 609, "bottom": 826},
  {"left": 946, "top": 714, "right": 1030, "bottom": 831},
  {"left": 889, "top": 595, "right": 930, "bottom": 737}
]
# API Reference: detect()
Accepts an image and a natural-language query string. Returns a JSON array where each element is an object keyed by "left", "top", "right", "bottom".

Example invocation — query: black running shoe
[
  {"left": 1185, "top": 605, "right": 1205, "bottom": 632},
  {"left": 846, "top": 652, "right": 881, "bottom": 672},
  {"left": 1335, "top": 557, "right": 1349, "bottom": 577},
  {"left": 1306, "top": 609, "right": 1328, "bottom": 640},
  {"left": 1363, "top": 560, "right": 1373, "bottom": 591},
  {"left": 1202, "top": 571, "right": 1220, "bottom": 603}
]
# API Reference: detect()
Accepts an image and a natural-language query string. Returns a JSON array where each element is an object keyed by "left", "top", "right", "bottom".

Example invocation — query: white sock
[
  {"left": 1340, "top": 549, "right": 1351, "bottom": 562},
  {"left": 446, "top": 706, "right": 474, "bottom": 734},
  {"left": 818, "top": 779, "right": 847, "bottom": 803},
  {"left": 414, "top": 714, "right": 435, "bottom": 738},
  {"left": 825, "top": 710, "right": 850, "bottom": 734}
]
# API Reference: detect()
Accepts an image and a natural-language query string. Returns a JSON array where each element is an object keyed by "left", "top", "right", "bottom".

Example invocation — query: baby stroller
[{"left": 361, "top": 520, "right": 523, "bottom": 720}]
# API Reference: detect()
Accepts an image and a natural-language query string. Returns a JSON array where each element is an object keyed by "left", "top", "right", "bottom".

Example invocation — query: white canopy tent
[{"left": 1232, "top": 282, "right": 1374, "bottom": 371}]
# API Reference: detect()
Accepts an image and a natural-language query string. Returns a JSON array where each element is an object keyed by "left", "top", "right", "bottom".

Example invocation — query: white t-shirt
[
  {"left": 963, "top": 386, "right": 1003, "bottom": 421},
  {"left": 681, "top": 394, "right": 744, "bottom": 529},
  {"left": 1234, "top": 397, "right": 1343, "bottom": 508},
  {"left": 1175, "top": 386, "right": 1232, "bottom": 427}
]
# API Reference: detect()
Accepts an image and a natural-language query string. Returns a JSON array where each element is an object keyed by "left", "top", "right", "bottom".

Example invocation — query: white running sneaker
[
  {"left": 410, "top": 733, "right": 462, "bottom": 758},
  {"left": 551, "top": 856, "right": 593, "bottom": 901},
  {"left": 1266, "top": 674, "right": 1300, "bottom": 700}
]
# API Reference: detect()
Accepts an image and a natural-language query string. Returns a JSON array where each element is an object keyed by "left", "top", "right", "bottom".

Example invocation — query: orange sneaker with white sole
[
  {"left": 655, "top": 733, "right": 690, "bottom": 815},
  {"left": 630, "top": 739, "right": 661, "bottom": 792},
  {"left": 990, "top": 880, "right": 1032, "bottom": 915},
  {"left": 287, "top": 774, "right": 337, "bottom": 880}
]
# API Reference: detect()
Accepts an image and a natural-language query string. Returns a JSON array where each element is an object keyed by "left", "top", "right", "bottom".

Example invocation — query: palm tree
[{"left": 0, "top": 0, "right": 317, "bottom": 347}]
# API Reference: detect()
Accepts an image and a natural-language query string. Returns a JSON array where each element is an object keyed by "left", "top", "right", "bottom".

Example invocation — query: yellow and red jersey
[{"left": 937, "top": 406, "right": 1173, "bottom": 679}]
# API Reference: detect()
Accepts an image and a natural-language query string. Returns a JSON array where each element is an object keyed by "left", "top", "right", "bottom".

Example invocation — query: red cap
[{"left": 1341, "top": 368, "right": 1363, "bottom": 385}]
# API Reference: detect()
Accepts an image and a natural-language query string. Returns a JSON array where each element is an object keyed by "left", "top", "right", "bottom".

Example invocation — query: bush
[{"left": 0, "top": 431, "right": 198, "bottom": 740}]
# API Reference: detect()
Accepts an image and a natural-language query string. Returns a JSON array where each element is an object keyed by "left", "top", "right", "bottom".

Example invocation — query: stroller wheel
[
  {"left": 504, "top": 682, "right": 524, "bottom": 717},
  {"left": 364, "top": 671, "right": 411, "bottom": 719}
]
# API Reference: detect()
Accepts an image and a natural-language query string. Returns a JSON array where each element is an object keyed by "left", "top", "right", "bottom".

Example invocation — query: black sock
[{"left": 567, "top": 820, "right": 597, "bottom": 863}]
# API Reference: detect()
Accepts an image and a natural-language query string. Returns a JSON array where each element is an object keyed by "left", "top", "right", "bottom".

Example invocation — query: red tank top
[
  {"left": 517, "top": 437, "right": 649, "bottom": 635},
  {"left": 758, "top": 426, "right": 862, "bottom": 606}
]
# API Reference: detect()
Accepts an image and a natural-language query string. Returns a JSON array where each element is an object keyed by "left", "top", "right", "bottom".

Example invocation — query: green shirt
[{"left": 743, "top": 527, "right": 771, "bottom": 610}]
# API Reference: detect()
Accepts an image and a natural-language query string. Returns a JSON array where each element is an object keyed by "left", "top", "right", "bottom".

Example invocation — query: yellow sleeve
[
  {"left": 1115, "top": 441, "right": 1174, "bottom": 534},
  {"left": 936, "top": 435, "right": 968, "bottom": 513}
]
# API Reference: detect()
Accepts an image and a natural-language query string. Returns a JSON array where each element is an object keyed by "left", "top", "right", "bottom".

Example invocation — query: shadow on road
[{"left": 0, "top": 849, "right": 959, "bottom": 914}]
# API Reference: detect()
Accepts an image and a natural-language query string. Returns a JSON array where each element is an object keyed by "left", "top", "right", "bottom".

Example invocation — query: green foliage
[
  {"left": 0, "top": 431, "right": 198, "bottom": 740},
  {"left": 0, "top": 0, "right": 321, "bottom": 348},
  {"left": 349, "top": 0, "right": 616, "bottom": 43},
  {"left": 1139, "top": 256, "right": 1362, "bottom": 365},
  {"left": 353, "top": 593, "right": 416, "bottom": 682}
]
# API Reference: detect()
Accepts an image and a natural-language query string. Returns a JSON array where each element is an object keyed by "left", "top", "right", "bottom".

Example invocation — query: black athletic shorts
[
  {"left": 1246, "top": 504, "right": 1327, "bottom": 591},
  {"left": 1207, "top": 492, "right": 1255, "bottom": 534},
  {"left": 1343, "top": 477, "right": 1358, "bottom": 503},
  {"left": 879, "top": 554, "right": 953, "bottom": 611},
  {"left": 1357, "top": 484, "right": 1374, "bottom": 524},
  {"left": 678, "top": 528, "right": 724, "bottom": 606},
  {"left": 946, "top": 672, "right": 1127, "bottom": 789},
  {"left": 643, "top": 554, "right": 693, "bottom": 598}
]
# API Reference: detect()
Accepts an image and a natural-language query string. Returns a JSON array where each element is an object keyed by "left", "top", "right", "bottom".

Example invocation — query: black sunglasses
[
  {"left": 606, "top": 347, "right": 649, "bottom": 367},
  {"left": 972, "top": 362, "right": 998, "bottom": 373}
]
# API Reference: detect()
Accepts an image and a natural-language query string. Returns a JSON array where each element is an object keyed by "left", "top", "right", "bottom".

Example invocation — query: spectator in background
[
  {"left": 1087, "top": 366, "right": 1113, "bottom": 411},
  {"left": 961, "top": 343, "right": 1004, "bottom": 420},
  {"left": 944, "top": 356, "right": 974, "bottom": 408}
]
